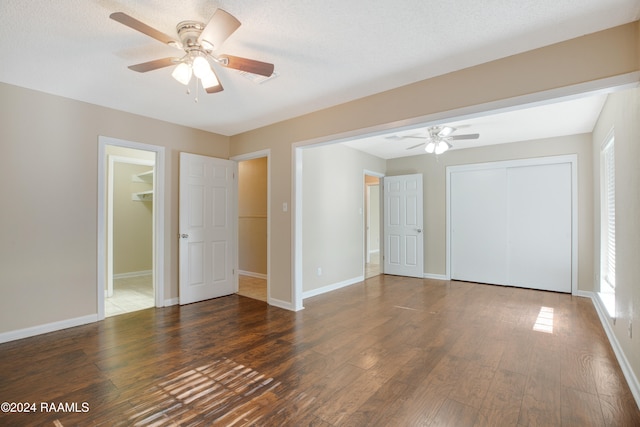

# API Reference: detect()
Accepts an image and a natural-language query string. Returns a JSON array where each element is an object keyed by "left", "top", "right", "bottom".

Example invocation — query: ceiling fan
[
  {"left": 389, "top": 126, "right": 479, "bottom": 155},
  {"left": 110, "top": 9, "right": 275, "bottom": 95}
]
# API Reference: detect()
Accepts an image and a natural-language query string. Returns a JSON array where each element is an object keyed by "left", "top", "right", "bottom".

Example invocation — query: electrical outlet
[{"left": 317, "top": 267, "right": 322, "bottom": 277}]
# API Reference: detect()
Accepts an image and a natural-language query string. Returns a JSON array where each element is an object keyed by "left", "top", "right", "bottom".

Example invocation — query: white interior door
[
  {"left": 179, "top": 153, "right": 236, "bottom": 305},
  {"left": 383, "top": 174, "right": 424, "bottom": 278}
]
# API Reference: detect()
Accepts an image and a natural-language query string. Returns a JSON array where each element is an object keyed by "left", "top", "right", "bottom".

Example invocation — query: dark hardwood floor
[{"left": 1, "top": 275, "right": 639, "bottom": 426}]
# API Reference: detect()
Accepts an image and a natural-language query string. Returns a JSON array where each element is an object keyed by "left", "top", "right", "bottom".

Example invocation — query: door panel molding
[
  {"left": 179, "top": 153, "right": 236, "bottom": 305},
  {"left": 383, "top": 173, "right": 424, "bottom": 278}
]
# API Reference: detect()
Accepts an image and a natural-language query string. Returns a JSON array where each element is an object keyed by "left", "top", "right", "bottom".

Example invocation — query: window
[{"left": 601, "top": 133, "right": 615, "bottom": 295}]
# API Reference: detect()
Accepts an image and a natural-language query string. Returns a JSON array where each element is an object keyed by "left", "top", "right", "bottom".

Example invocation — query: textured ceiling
[{"left": 0, "top": 0, "right": 638, "bottom": 136}]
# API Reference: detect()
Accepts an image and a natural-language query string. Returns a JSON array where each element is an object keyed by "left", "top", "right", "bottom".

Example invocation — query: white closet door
[
  {"left": 449, "top": 158, "right": 573, "bottom": 293},
  {"left": 507, "top": 163, "right": 572, "bottom": 292},
  {"left": 450, "top": 168, "right": 508, "bottom": 285}
]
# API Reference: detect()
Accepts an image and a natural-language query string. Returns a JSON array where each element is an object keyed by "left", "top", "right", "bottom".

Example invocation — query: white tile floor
[{"left": 105, "top": 274, "right": 154, "bottom": 317}]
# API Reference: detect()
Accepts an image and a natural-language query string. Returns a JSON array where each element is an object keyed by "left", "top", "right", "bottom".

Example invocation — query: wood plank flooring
[
  {"left": 1, "top": 275, "right": 638, "bottom": 426},
  {"left": 237, "top": 275, "right": 267, "bottom": 302}
]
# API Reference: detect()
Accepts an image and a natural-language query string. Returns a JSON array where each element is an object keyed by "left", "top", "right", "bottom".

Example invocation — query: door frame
[
  {"left": 106, "top": 155, "right": 155, "bottom": 299},
  {"left": 445, "top": 154, "right": 578, "bottom": 294},
  {"left": 97, "top": 136, "right": 165, "bottom": 320},
  {"left": 364, "top": 170, "right": 384, "bottom": 270},
  {"left": 230, "top": 149, "right": 271, "bottom": 304}
]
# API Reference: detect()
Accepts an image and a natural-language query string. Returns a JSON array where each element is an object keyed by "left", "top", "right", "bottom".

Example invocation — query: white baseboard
[
  {"left": 238, "top": 270, "right": 268, "bottom": 280},
  {"left": 164, "top": 297, "right": 179, "bottom": 306},
  {"left": 423, "top": 273, "right": 449, "bottom": 281},
  {"left": 0, "top": 314, "right": 98, "bottom": 344},
  {"left": 268, "top": 297, "right": 297, "bottom": 311},
  {"left": 583, "top": 291, "right": 640, "bottom": 409},
  {"left": 113, "top": 270, "right": 152, "bottom": 279},
  {"left": 302, "top": 276, "right": 364, "bottom": 299}
]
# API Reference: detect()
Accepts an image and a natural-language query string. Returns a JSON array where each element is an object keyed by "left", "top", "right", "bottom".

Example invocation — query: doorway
[
  {"left": 97, "top": 137, "right": 165, "bottom": 320},
  {"left": 365, "top": 172, "right": 382, "bottom": 278},
  {"left": 106, "top": 153, "right": 154, "bottom": 316},
  {"left": 232, "top": 151, "right": 270, "bottom": 303}
]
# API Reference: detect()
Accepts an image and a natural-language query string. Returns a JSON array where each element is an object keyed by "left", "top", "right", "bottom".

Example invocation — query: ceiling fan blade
[
  {"left": 128, "top": 57, "right": 178, "bottom": 72},
  {"left": 406, "top": 142, "right": 426, "bottom": 150},
  {"left": 110, "top": 12, "right": 179, "bottom": 46},
  {"left": 437, "top": 126, "right": 456, "bottom": 137},
  {"left": 218, "top": 54, "right": 274, "bottom": 77},
  {"left": 450, "top": 133, "right": 480, "bottom": 140},
  {"left": 205, "top": 83, "right": 224, "bottom": 94},
  {"left": 204, "top": 68, "right": 224, "bottom": 93},
  {"left": 198, "top": 9, "right": 241, "bottom": 51}
]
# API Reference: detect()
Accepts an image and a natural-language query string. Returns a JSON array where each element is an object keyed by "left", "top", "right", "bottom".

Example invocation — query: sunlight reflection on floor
[{"left": 533, "top": 306, "right": 554, "bottom": 333}]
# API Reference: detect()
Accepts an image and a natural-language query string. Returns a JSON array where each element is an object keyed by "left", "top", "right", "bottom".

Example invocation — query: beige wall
[
  {"left": 302, "top": 144, "right": 385, "bottom": 292},
  {"left": 238, "top": 157, "right": 268, "bottom": 276},
  {"left": 0, "top": 82, "right": 228, "bottom": 333},
  {"left": 230, "top": 22, "right": 639, "bottom": 305},
  {"left": 387, "top": 134, "right": 594, "bottom": 288},
  {"left": 113, "top": 163, "right": 153, "bottom": 275},
  {"left": 592, "top": 88, "right": 640, "bottom": 381}
]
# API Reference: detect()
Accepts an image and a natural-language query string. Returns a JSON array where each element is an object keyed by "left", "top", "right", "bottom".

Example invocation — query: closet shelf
[
  {"left": 132, "top": 190, "right": 153, "bottom": 202},
  {"left": 132, "top": 169, "right": 154, "bottom": 201},
  {"left": 132, "top": 170, "right": 154, "bottom": 183}
]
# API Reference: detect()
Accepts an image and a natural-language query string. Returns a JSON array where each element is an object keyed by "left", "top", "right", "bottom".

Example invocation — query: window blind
[{"left": 603, "top": 138, "right": 615, "bottom": 289}]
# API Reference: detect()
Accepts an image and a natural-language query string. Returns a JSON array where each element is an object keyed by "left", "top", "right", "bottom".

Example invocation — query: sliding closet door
[
  {"left": 450, "top": 168, "right": 508, "bottom": 286},
  {"left": 507, "top": 163, "right": 572, "bottom": 292},
  {"left": 449, "top": 157, "right": 573, "bottom": 293}
]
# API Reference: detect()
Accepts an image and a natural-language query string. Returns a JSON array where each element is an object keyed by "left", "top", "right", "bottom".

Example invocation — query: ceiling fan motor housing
[{"left": 176, "top": 21, "right": 208, "bottom": 50}]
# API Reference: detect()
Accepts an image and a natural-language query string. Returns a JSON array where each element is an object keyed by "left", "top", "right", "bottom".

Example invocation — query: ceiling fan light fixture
[
  {"left": 192, "top": 56, "right": 211, "bottom": 79},
  {"left": 425, "top": 141, "right": 436, "bottom": 154},
  {"left": 435, "top": 141, "right": 449, "bottom": 155},
  {"left": 171, "top": 62, "right": 192, "bottom": 85}
]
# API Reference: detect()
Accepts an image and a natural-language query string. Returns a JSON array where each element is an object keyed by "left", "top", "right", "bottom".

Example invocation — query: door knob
[
  {"left": 416, "top": 229, "right": 422, "bottom": 233},
  {"left": 180, "top": 233, "right": 189, "bottom": 238}
]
